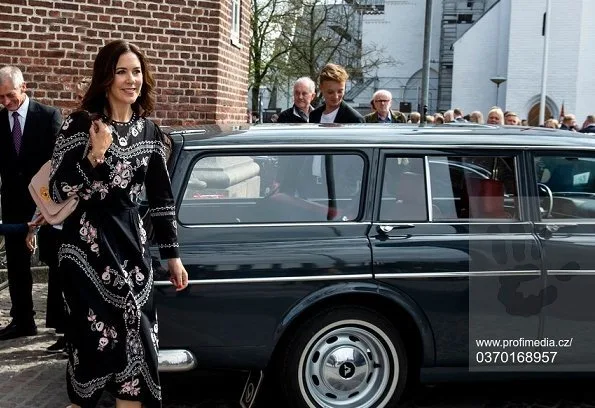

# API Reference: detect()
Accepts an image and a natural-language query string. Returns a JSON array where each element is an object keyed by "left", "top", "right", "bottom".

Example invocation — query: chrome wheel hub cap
[{"left": 301, "top": 325, "right": 394, "bottom": 408}]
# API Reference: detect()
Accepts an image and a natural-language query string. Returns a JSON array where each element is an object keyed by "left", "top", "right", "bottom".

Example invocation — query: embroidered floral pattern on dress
[
  {"left": 120, "top": 378, "right": 141, "bottom": 396},
  {"left": 112, "top": 160, "right": 133, "bottom": 189},
  {"left": 129, "top": 183, "right": 143, "bottom": 203},
  {"left": 62, "top": 116, "right": 73, "bottom": 130},
  {"left": 130, "top": 265, "right": 146, "bottom": 286},
  {"left": 88, "top": 309, "right": 118, "bottom": 352},
  {"left": 150, "top": 322, "right": 159, "bottom": 349},
  {"left": 139, "top": 215, "right": 147, "bottom": 247},
  {"left": 61, "top": 182, "right": 84, "bottom": 198},
  {"left": 127, "top": 330, "right": 144, "bottom": 357},
  {"left": 124, "top": 298, "right": 139, "bottom": 326},
  {"left": 89, "top": 180, "right": 110, "bottom": 200},
  {"left": 79, "top": 213, "right": 99, "bottom": 254}
]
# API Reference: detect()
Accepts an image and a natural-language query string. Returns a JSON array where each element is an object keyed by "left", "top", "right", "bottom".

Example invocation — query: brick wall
[{"left": 0, "top": 0, "right": 251, "bottom": 125}]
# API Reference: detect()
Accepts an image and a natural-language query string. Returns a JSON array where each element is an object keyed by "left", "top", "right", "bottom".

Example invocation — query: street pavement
[{"left": 3, "top": 283, "right": 595, "bottom": 407}]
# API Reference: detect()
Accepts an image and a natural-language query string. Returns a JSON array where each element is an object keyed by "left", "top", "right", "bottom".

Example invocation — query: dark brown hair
[{"left": 82, "top": 40, "right": 156, "bottom": 117}]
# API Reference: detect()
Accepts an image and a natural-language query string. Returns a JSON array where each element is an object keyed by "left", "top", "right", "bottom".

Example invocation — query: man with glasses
[{"left": 364, "top": 90, "right": 406, "bottom": 123}]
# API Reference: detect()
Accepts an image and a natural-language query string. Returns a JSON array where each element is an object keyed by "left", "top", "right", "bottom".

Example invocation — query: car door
[
  {"left": 154, "top": 147, "right": 373, "bottom": 368},
  {"left": 370, "top": 149, "right": 544, "bottom": 369},
  {"left": 532, "top": 150, "right": 595, "bottom": 369}
]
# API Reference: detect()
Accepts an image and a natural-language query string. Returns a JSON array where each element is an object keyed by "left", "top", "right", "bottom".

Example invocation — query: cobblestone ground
[{"left": 2, "top": 284, "right": 595, "bottom": 408}]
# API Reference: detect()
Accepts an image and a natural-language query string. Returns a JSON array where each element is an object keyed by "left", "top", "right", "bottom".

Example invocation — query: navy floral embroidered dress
[{"left": 49, "top": 111, "right": 178, "bottom": 407}]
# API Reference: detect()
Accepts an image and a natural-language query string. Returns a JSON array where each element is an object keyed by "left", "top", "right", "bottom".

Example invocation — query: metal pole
[
  {"left": 539, "top": 0, "right": 552, "bottom": 126},
  {"left": 420, "top": 0, "right": 433, "bottom": 127}
]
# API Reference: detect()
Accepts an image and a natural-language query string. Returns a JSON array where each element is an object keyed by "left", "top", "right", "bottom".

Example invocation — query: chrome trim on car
[
  {"left": 184, "top": 144, "right": 595, "bottom": 152},
  {"left": 549, "top": 270, "right": 595, "bottom": 275},
  {"left": 375, "top": 270, "right": 542, "bottom": 279},
  {"left": 424, "top": 156, "right": 434, "bottom": 221},
  {"left": 154, "top": 274, "right": 373, "bottom": 287},
  {"left": 535, "top": 221, "right": 595, "bottom": 225},
  {"left": 181, "top": 221, "right": 367, "bottom": 228},
  {"left": 158, "top": 349, "right": 197, "bottom": 372},
  {"left": 182, "top": 220, "right": 535, "bottom": 228},
  {"left": 370, "top": 221, "right": 534, "bottom": 227}
]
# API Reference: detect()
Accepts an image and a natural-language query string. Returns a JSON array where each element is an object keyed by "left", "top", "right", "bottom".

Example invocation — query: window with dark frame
[{"left": 178, "top": 153, "right": 365, "bottom": 225}]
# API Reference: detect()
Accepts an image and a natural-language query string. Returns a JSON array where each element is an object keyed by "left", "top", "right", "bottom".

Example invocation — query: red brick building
[{"left": 0, "top": 0, "right": 251, "bottom": 125}]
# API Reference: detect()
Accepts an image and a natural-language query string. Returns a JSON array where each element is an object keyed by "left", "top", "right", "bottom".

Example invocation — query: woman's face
[
  {"left": 108, "top": 51, "right": 143, "bottom": 109},
  {"left": 320, "top": 80, "right": 345, "bottom": 111},
  {"left": 487, "top": 112, "right": 502, "bottom": 125}
]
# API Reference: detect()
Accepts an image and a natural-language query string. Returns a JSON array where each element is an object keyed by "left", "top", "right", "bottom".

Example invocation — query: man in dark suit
[
  {"left": 0, "top": 65, "right": 62, "bottom": 340},
  {"left": 364, "top": 90, "right": 407, "bottom": 123},
  {"left": 309, "top": 63, "right": 364, "bottom": 124}
]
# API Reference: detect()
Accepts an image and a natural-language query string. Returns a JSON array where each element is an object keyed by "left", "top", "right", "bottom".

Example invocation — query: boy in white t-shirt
[{"left": 309, "top": 63, "right": 364, "bottom": 124}]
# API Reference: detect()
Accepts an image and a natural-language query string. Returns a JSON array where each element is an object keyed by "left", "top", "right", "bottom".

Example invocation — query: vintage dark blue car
[{"left": 149, "top": 123, "right": 595, "bottom": 408}]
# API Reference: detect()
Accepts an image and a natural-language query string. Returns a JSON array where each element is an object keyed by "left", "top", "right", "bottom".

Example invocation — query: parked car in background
[{"left": 150, "top": 123, "right": 595, "bottom": 408}]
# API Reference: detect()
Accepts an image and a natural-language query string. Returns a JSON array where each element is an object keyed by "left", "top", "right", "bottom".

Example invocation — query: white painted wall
[
  {"left": 357, "top": 0, "right": 442, "bottom": 111},
  {"left": 507, "top": 0, "right": 582, "bottom": 121},
  {"left": 453, "top": 0, "right": 594, "bottom": 124},
  {"left": 451, "top": 0, "right": 510, "bottom": 117},
  {"left": 576, "top": 0, "right": 595, "bottom": 123}
]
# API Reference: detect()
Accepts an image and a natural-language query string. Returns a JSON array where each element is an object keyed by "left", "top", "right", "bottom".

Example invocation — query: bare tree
[
  {"left": 276, "top": 0, "right": 396, "bottom": 102},
  {"left": 249, "top": 0, "right": 396, "bottom": 111},
  {"left": 249, "top": 0, "right": 296, "bottom": 114}
]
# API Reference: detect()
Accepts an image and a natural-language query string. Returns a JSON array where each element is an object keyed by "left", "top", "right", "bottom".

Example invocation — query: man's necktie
[{"left": 12, "top": 111, "right": 22, "bottom": 155}]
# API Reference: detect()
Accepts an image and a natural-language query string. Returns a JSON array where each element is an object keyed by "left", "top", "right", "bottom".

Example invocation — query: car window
[
  {"left": 429, "top": 156, "right": 519, "bottom": 221},
  {"left": 178, "top": 153, "right": 365, "bottom": 224},
  {"left": 379, "top": 157, "right": 428, "bottom": 221},
  {"left": 535, "top": 155, "right": 595, "bottom": 219}
]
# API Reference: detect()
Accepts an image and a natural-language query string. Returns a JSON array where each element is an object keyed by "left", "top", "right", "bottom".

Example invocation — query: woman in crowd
[
  {"left": 49, "top": 40, "right": 188, "bottom": 408},
  {"left": 470, "top": 111, "right": 484, "bottom": 124},
  {"left": 486, "top": 106, "right": 504, "bottom": 125}
]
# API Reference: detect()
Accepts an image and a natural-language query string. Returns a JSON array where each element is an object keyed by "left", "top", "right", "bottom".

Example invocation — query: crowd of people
[{"left": 269, "top": 62, "right": 594, "bottom": 134}]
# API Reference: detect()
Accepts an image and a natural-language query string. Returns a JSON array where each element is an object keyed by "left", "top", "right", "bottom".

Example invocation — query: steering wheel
[{"left": 537, "top": 182, "right": 553, "bottom": 219}]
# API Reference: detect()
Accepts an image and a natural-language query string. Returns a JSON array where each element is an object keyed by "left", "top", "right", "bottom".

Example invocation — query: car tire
[{"left": 279, "top": 306, "right": 408, "bottom": 408}]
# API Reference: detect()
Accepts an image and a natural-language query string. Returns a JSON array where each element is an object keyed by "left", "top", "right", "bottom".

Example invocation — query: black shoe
[
  {"left": 0, "top": 320, "right": 37, "bottom": 340},
  {"left": 46, "top": 336, "right": 66, "bottom": 353}
]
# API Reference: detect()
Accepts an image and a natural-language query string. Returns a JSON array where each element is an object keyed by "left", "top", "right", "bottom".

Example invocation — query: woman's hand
[
  {"left": 30, "top": 213, "right": 46, "bottom": 227},
  {"left": 167, "top": 258, "right": 189, "bottom": 291},
  {"left": 88, "top": 119, "right": 112, "bottom": 161}
]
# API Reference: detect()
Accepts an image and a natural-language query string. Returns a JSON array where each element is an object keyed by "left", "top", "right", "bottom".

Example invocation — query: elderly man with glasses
[{"left": 364, "top": 90, "right": 407, "bottom": 123}]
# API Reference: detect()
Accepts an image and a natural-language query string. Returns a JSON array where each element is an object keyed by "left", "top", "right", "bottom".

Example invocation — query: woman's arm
[
  {"left": 144, "top": 122, "right": 188, "bottom": 290},
  {"left": 49, "top": 112, "right": 113, "bottom": 203}
]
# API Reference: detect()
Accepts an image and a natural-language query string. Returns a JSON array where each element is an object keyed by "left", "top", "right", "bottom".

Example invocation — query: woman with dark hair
[{"left": 49, "top": 40, "right": 188, "bottom": 408}]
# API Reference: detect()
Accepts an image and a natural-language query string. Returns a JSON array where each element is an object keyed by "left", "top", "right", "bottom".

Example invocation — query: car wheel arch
[{"left": 270, "top": 282, "right": 435, "bottom": 371}]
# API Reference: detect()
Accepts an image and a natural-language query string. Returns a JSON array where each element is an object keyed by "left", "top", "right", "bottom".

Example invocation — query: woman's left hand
[{"left": 167, "top": 258, "right": 189, "bottom": 291}]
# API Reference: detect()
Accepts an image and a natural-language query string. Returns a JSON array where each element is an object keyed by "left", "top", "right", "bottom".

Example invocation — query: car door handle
[
  {"left": 377, "top": 224, "right": 415, "bottom": 233},
  {"left": 537, "top": 223, "right": 578, "bottom": 238},
  {"left": 543, "top": 224, "right": 578, "bottom": 233}
]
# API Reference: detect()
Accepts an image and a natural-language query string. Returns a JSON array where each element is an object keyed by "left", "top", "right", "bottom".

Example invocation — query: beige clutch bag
[{"left": 28, "top": 160, "right": 79, "bottom": 225}]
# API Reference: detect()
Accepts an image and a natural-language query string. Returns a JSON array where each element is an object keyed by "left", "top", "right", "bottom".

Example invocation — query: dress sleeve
[
  {"left": 144, "top": 122, "right": 179, "bottom": 259},
  {"left": 49, "top": 112, "right": 112, "bottom": 203}
]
